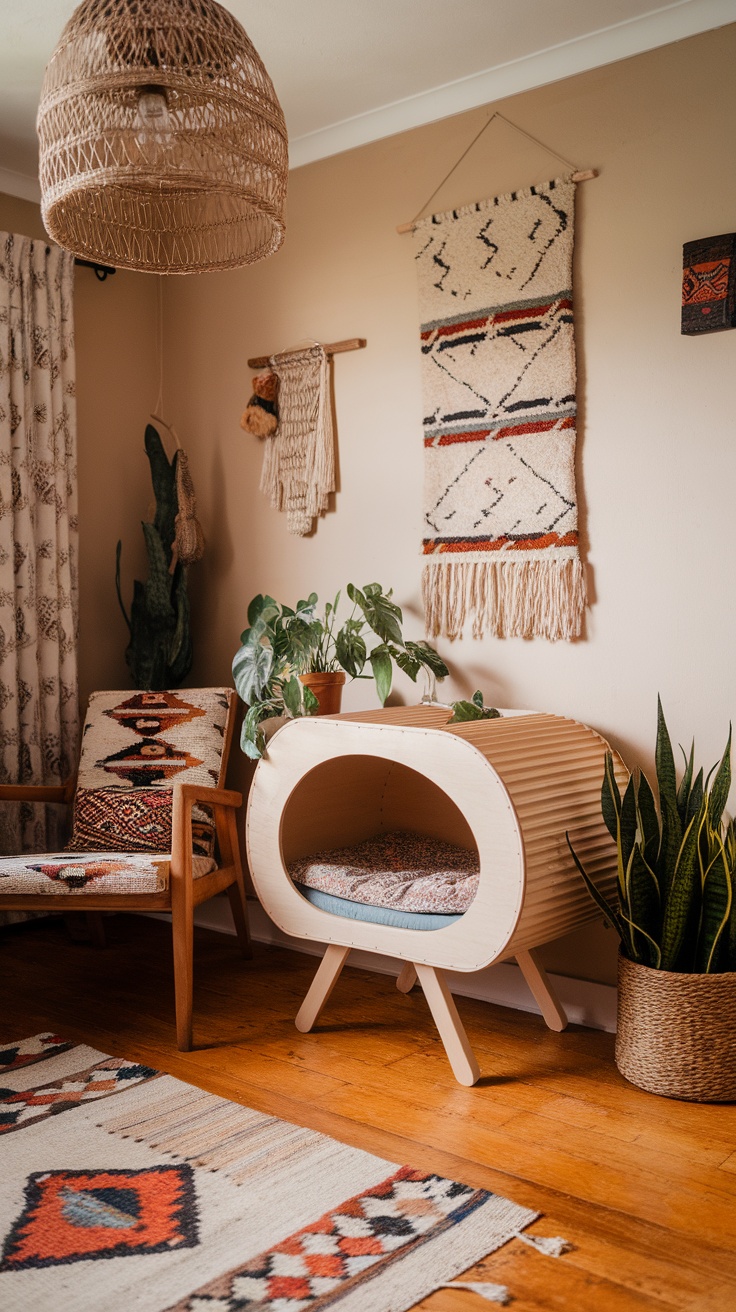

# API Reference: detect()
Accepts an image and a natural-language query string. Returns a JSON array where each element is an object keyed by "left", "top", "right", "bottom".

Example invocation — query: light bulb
[{"left": 136, "top": 86, "right": 172, "bottom": 156}]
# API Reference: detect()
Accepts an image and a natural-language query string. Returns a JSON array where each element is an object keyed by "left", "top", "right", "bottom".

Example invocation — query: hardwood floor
[{"left": 2, "top": 912, "right": 735, "bottom": 1310}]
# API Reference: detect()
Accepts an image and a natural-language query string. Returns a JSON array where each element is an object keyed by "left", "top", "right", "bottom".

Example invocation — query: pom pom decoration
[{"left": 240, "top": 369, "right": 279, "bottom": 437}]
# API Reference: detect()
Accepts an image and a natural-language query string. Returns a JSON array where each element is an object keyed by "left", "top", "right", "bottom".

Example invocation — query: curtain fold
[{"left": 0, "top": 232, "right": 79, "bottom": 860}]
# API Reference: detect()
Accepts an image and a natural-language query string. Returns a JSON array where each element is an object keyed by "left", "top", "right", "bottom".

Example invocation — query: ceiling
[{"left": 2, "top": 0, "right": 734, "bottom": 198}]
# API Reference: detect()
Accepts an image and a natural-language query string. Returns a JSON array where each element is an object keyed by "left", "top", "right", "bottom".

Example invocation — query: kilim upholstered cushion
[
  {"left": 0, "top": 852, "right": 216, "bottom": 896},
  {"left": 288, "top": 830, "right": 480, "bottom": 915},
  {"left": 67, "top": 689, "right": 231, "bottom": 858}
]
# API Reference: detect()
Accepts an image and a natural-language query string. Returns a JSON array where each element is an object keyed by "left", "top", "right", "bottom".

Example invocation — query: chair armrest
[
  {"left": 170, "top": 782, "right": 243, "bottom": 883},
  {"left": 0, "top": 779, "right": 75, "bottom": 804},
  {"left": 174, "top": 783, "right": 242, "bottom": 810}
]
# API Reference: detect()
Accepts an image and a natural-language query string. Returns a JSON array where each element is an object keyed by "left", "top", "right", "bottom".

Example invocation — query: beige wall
[
  {"left": 162, "top": 26, "right": 736, "bottom": 985},
  {"left": 3, "top": 26, "right": 735, "bottom": 985},
  {"left": 0, "top": 192, "right": 159, "bottom": 706}
]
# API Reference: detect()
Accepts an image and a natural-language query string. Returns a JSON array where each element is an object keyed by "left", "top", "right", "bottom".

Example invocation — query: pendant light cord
[
  {"left": 150, "top": 276, "right": 181, "bottom": 450},
  {"left": 154, "top": 275, "right": 164, "bottom": 419}
]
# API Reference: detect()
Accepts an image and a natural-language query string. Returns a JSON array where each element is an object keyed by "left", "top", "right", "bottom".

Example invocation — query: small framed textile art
[{"left": 681, "top": 233, "right": 736, "bottom": 335}]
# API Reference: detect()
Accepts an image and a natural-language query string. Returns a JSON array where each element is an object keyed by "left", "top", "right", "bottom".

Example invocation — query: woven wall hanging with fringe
[
  {"left": 37, "top": 0, "right": 288, "bottom": 275},
  {"left": 260, "top": 345, "right": 335, "bottom": 536},
  {"left": 416, "top": 177, "right": 586, "bottom": 642}
]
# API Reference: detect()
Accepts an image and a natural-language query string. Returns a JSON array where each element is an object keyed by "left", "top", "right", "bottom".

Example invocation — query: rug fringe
[
  {"left": 441, "top": 1280, "right": 511, "bottom": 1303},
  {"left": 422, "top": 557, "right": 586, "bottom": 642},
  {"left": 514, "top": 1230, "right": 573, "bottom": 1257}
]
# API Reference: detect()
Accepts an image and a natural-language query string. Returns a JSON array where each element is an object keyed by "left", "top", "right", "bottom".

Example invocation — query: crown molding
[
  {"left": 0, "top": 166, "right": 41, "bottom": 203},
  {"left": 2, "top": 0, "right": 734, "bottom": 187},
  {"left": 289, "top": 0, "right": 736, "bottom": 168}
]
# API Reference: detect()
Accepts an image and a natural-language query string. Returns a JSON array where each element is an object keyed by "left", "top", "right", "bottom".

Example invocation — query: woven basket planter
[{"left": 616, "top": 952, "right": 736, "bottom": 1101}]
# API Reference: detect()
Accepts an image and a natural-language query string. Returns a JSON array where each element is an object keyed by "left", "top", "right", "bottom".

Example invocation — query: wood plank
[{"left": 2, "top": 915, "right": 735, "bottom": 1311}]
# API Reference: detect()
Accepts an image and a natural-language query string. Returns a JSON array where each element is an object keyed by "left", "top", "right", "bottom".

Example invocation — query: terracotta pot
[
  {"left": 616, "top": 951, "right": 736, "bottom": 1101},
  {"left": 299, "top": 671, "right": 346, "bottom": 716}
]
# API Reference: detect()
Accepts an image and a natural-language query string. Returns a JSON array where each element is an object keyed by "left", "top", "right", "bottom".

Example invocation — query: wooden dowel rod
[
  {"left": 247, "top": 338, "right": 366, "bottom": 369},
  {"left": 397, "top": 169, "right": 598, "bottom": 234}
]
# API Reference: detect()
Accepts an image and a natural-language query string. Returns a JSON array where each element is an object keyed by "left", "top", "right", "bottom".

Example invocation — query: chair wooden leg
[
  {"left": 516, "top": 948, "right": 568, "bottom": 1032},
  {"left": 415, "top": 963, "right": 480, "bottom": 1086},
  {"left": 170, "top": 870, "right": 194, "bottom": 1052},
  {"left": 226, "top": 881, "right": 252, "bottom": 957},
  {"left": 63, "top": 912, "right": 107, "bottom": 947},
  {"left": 223, "top": 809, "right": 252, "bottom": 957},
  {"left": 86, "top": 912, "right": 108, "bottom": 948},
  {"left": 396, "top": 962, "right": 417, "bottom": 993},
  {"left": 295, "top": 944, "right": 350, "bottom": 1033}
]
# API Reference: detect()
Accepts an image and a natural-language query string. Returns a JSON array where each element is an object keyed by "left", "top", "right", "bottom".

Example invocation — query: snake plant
[
  {"left": 115, "top": 425, "right": 193, "bottom": 690},
  {"left": 568, "top": 698, "right": 735, "bottom": 973}
]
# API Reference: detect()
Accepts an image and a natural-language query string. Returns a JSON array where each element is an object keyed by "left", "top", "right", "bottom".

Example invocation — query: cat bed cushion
[
  {"left": 296, "top": 884, "right": 462, "bottom": 931},
  {"left": 288, "top": 830, "right": 479, "bottom": 915}
]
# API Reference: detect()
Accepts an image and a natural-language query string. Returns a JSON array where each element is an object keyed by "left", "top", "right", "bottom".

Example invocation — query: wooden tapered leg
[
  {"left": 226, "top": 881, "right": 252, "bottom": 957},
  {"left": 171, "top": 881, "right": 194, "bottom": 1051},
  {"left": 171, "top": 792, "right": 194, "bottom": 1052},
  {"left": 414, "top": 963, "right": 480, "bottom": 1086},
  {"left": 295, "top": 945, "right": 350, "bottom": 1033},
  {"left": 225, "top": 810, "right": 252, "bottom": 958},
  {"left": 63, "top": 912, "right": 108, "bottom": 947},
  {"left": 516, "top": 948, "right": 568, "bottom": 1032},
  {"left": 396, "top": 962, "right": 417, "bottom": 993}
]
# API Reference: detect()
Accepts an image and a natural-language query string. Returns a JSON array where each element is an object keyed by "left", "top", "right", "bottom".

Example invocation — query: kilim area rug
[
  {"left": 415, "top": 176, "right": 586, "bottom": 642},
  {"left": 0, "top": 1034, "right": 538, "bottom": 1311}
]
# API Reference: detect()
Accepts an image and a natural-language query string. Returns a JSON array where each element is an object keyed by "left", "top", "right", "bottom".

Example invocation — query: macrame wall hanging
[
  {"left": 399, "top": 114, "right": 596, "bottom": 643},
  {"left": 243, "top": 337, "right": 366, "bottom": 536}
]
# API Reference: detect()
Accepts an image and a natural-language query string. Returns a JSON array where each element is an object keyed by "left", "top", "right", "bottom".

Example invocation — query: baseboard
[{"left": 191, "top": 897, "right": 617, "bottom": 1034}]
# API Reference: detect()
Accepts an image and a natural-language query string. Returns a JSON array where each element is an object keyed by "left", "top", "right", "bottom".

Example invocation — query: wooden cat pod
[{"left": 246, "top": 706, "right": 625, "bottom": 1085}]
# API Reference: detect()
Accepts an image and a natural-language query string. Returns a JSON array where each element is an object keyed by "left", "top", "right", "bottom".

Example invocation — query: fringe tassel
[
  {"left": 436, "top": 1231, "right": 572, "bottom": 1304},
  {"left": 513, "top": 1230, "right": 573, "bottom": 1257},
  {"left": 422, "top": 557, "right": 587, "bottom": 642},
  {"left": 441, "top": 1281, "right": 511, "bottom": 1303}
]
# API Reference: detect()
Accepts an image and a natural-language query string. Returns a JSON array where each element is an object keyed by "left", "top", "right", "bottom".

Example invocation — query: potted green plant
[
  {"left": 232, "top": 584, "right": 449, "bottom": 759},
  {"left": 568, "top": 699, "right": 736, "bottom": 1100}
]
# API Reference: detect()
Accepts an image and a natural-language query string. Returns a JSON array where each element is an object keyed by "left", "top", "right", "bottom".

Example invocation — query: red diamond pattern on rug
[
  {"left": 1, "top": 1165, "right": 199, "bottom": 1271},
  {"left": 169, "top": 1165, "right": 490, "bottom": 1311},
  {"left": 0, "top": 1058, "right": 159, "bottom": 1135},
  {"left": 0, "top": 1034, "right": 72, "bottom": 1075}
]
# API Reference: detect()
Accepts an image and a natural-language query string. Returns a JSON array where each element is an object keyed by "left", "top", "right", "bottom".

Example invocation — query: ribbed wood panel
[
  {"left": 444, "top": 713, "right": 625, "bottom": 954},
  {"left": 335, "top": 706, "right": 452, "bottom": 728}
]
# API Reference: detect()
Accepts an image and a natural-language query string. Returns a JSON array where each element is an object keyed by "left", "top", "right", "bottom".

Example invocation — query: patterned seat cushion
[
  {"left": 0, "top": 852, "right": 216, "bottom": 896},
  {"left": 67, "top": 688, "right": 231, "bottom": 857},
  {"left": 288, "top": 830, "right": 479, "bottom": 915}
]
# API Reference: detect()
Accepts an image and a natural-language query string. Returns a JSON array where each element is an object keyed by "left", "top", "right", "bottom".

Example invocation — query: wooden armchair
[{"left": 0, "top": 687, "right": 250, "bottom": 1050}]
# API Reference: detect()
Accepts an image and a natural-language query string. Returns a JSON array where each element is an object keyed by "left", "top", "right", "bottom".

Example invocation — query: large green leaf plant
[
  {"left": 568, "top": 698, "right": 736, "bottom": 973},
  {"left": 232, "top": 585, "right": 449, "bottom": 759}
]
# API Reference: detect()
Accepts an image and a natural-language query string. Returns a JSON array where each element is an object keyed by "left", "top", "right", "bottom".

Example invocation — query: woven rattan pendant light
[{"left": 37, "top": 0, "right": 288, "bottom": 274}]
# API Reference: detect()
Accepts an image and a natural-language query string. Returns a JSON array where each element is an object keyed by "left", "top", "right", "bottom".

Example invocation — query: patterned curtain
[{"left": 0, "top": 232, "right": 79, "bottom": 866}]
